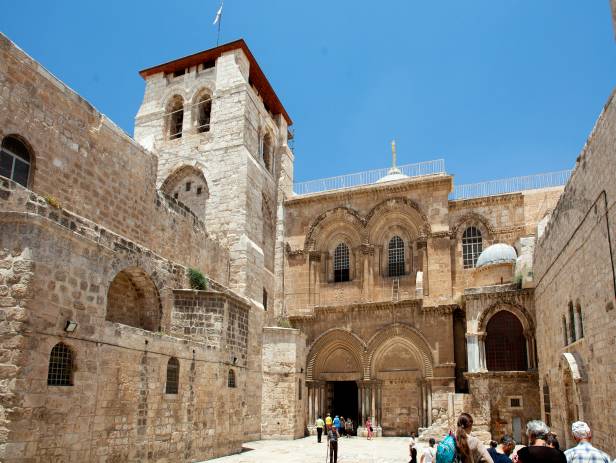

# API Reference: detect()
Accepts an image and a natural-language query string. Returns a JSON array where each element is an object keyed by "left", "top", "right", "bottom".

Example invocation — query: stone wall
[
  {"left": 261, "top": 327, "right": 307, "bottom": 439},
  {"left": 533, "top": 89, "right": 616, "bottom": 453}
]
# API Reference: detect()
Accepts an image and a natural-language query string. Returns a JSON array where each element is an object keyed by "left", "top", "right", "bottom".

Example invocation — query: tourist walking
[
  {"left": 338, "top": 416, "right": 345, "bottom": 437},
  {"left": 325, "top": 413, "right": 332, "bottom": 430},
  {"left": 327, "top": 425, "right": 340, "bottom": 463},
  {"left": 345, "top": 417, "right": 353, "bottom": 437},
  {"left": 454, "top": 412, "right": 495, "bottom": 463},
  {"left": 365, "top": 417, "right": 373, "bottom": 440},
  {"left": 564, "top": 421, "right": 611, "bottom": 463},
  {"left": 315, "top": 415, "right": 325, "bottom": 443},
  {"left": 516, "top": 420, "right": 566, "bottom": 463},
  {"left": 487, "top": 435, "right": 516, "bottom": 463},
  {"left": 420, "top": 438, "right": 436, "bottom": 463}
]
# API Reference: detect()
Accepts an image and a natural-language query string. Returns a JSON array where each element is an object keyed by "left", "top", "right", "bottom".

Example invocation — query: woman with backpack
[
  {"left": 435, "top": 413, "right": 494, "bottom": 463},
  {"left": 453, "top": 413, "right": 494, "bottom": 463}
]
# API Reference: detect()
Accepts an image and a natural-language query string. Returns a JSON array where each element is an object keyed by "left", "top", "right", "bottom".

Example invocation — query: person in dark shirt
[
  {"left": 327, "top": 425, "right": 340, "bottom": 463},
  {"left": 516, "top": 420, "right": 566, "bottom": 463},
  {"left": 488, "top": 435, "right": 516, "bottom": 463}
]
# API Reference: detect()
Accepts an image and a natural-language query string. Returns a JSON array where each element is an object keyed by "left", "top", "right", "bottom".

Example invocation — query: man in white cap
[{"left": 564, "top": 421, "right": 611, "bottom": 463}]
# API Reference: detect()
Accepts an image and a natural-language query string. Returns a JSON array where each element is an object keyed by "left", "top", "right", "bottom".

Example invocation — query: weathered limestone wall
[
  {"left": 534, "top": 89, "right": 616, "bottom": 453},
  {"left": 261, "top": 327, "right": 307, "bottom": 439},
  {"left": 0, "top": 33, "right": 230, "bottom": 284},
  {"left": 0, "top": 197, "right": 260, "bottom": 461}
]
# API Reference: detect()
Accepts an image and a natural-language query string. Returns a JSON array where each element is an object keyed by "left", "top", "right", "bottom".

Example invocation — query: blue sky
[{"left": 2, "top": 1, "right": 615, "bottom": 184}]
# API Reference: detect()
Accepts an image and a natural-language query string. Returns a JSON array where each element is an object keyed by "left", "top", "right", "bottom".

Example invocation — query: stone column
[
  {"left": 524, "top": 330, "right": 535, "bottom": 369},
  {"left": 466, "top": 333, "right": 480, "bottom": 372},
  {"left": 376, "top": 382, "right": 382, "bottom": 428},
  {"left": 371, "top": 383, "right": 377, "bottom": 424},
  {"left": 361, "top": 245, "right": 374, "bottom": 301},
  {"left": 308, "top": 384, "right": 314, "bottom": 425},
  {"left": 417, "top": 240, "right": 428, "bottom": 295},
  {"left": 357, "top": 382, "right": 362, "bottom": 425},
  {"left": 478, "top": 332, "right": 487, "bottom": 371},
  {"left": 427, "top": 381, "right": 433, "bottom": 427}
]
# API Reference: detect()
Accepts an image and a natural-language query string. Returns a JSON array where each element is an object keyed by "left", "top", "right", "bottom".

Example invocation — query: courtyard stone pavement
[{"left": 203, "top": 437, "right": 426, "bottom": 463}]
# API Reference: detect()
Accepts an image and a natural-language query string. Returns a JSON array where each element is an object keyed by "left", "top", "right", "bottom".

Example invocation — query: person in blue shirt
[
  {"left": 333, "top": 415, "right": 341, "bottom": 430},
  {"left": 488, "top": 435, "right": 516, "bottom": 463}
]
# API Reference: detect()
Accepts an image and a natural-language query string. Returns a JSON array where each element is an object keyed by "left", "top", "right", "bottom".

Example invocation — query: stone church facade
[{"left": 0, "top": 21, "right": 614, "bottom": 462}]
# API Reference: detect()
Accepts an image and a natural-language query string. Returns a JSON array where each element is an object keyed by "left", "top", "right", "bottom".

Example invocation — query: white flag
[{"left": 213, "top": 2, "right": 223, "bottom": 25}]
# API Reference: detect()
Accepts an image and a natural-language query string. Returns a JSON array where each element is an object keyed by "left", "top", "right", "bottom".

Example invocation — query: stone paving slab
[{"left": 203, "top": 437, "right": 426, "bottom": 463}]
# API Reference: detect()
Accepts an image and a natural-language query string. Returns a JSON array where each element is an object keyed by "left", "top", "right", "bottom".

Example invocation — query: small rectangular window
[
  {"left": 197, "top": 187, "right": 202, "bottom": 195},
  {"left": 173, "top": 69, "right": 185, "bottom": 78},
  {"left": 509, "top": 397, "right": 522, "bottom": 408},
  {"left": 263, "top": 288, "right": 268, "bottom": 311},
  {"left": 185, "top": 182, "right": 191, "bottom": 192},
  {"left": 174, "top": 192, "right": 179, "bottom": 199}
]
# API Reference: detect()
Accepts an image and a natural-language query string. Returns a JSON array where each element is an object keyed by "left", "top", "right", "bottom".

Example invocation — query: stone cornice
[
  {"left": 449, "top": 192, "right": 524, "bottom": 209},
  {"left": 286, "top": 174, "right": 453, "bottom": 206},
  {"left": 463, "top": 285, "right": 533, "bottom": 301}
]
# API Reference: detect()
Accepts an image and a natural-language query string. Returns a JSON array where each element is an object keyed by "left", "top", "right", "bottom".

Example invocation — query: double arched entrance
[{"left": 305, "top": 324, "right": 434, "bottom": 436}]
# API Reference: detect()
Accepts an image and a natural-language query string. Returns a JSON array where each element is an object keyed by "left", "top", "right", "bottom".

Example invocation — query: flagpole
[{"left": 216, "top": 1, "right": 224, "bottom": 46}]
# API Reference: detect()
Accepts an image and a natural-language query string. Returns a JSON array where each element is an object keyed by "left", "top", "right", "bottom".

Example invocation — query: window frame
[
  {"left": 462, "top": 226, "right": 483, "bottom": 269},
  {"left": 333, "top": 242, "right": 350, "bottom": 283},
  {"left": 1, "top": 136, "right": 32, "bottom": 188},
  {"left": 228, "top": 369, "right": 236, "bottom": 388},
  {"left": 165, "top": 357, "right": 180, "bottom": 394},
  {"left": 47, "top": 342, "right": 73, "bottom": 387},
  {"left": 388, "top": 235, "right": 405, "bottom": 277}
]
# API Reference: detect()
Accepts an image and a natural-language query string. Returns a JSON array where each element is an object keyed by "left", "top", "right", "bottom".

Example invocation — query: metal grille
[
  {"left": 333, "top": 243, "right": 350, "bottom": 282},
  {"left": 47, "top": 343, "right": 73, "bottom": 386},
  {"left": 165, "top": 357, "right": 179, "bottom": 394},
  {"left": 462, "top": 227, "right": 482, "bottom": 269},
  {"left": 388, "top": 236, "right": 405, "bottom": 277},
  {"left": 485, "top": 311, "right": 527, "bottom": 371},
  {"left": 228, "top": 369, "right": 236, "bottom": 388}
]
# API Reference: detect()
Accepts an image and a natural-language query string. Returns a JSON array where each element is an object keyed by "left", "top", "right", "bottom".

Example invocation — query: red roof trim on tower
[{"left": 139, "top": 39, "right": 292, "bottom": 126}]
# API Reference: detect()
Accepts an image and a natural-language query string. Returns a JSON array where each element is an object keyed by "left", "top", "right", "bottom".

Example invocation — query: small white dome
[
  {"left": 476, "top": 243, "right": 517, "bottom": 268},
  {"left": 376, "top": 167, "right": 408, "bottom": 184}
]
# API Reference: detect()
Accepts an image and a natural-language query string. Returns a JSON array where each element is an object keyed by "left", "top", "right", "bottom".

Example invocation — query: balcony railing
[
  {"left": 450, "top": 169, "right": 572, "bottom": 200},
  {"left": 293, "top": 159, "right": 446, "bottom": 196}
]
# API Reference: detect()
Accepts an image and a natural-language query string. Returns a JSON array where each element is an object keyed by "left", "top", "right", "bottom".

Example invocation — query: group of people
[{"left": 411, "top": 412, "right": 612, "bottom": 463}]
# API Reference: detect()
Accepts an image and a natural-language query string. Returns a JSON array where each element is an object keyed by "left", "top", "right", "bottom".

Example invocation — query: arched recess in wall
[
  {"left": 478, "top": 301, "right": 536, "bottom": 371},
  {"left": 559, "top": 352, "right": 587, "bottom": 449},
  {"left": 106, "top": 267, "right": 162, "bottom": 331},
  {"left": 192, "top": 87, "right": 212, "bottom": 133},
  {"left": 166, "top": 95, "right": 185, "bottom": 140},
  {"left": 161, "top": 164, "right": 210, "bottom": 221},
  {"left": 366, "top": 323, "right": 434, "bottom": 379},
  {"left": 306, "top": 329, "right": 367, "bottom": 381}
]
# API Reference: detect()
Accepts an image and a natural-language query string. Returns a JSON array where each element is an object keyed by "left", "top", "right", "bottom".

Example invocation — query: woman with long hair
[{"left": 455, "top": 413, "right": 494, "bottom": 463}]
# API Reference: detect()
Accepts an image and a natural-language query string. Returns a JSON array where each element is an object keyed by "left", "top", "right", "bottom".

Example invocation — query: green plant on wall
[{"left": 187, "top": 268, "right": 208, "bottom": 290}]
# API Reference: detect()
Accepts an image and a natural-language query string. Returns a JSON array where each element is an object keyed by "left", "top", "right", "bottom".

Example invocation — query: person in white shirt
[{"left": 420, "top": 438, "right": 437, "bottom": 463}]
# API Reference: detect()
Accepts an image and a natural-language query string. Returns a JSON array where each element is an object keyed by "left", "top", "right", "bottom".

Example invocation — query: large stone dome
[{"left": 476, "top": 243, "right": 517, "bottom": 268}]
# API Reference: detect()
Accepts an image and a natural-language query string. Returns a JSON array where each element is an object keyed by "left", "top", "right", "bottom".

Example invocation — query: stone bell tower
[{"left": 134, "top": 40, "right": 293, "bottom": 314}]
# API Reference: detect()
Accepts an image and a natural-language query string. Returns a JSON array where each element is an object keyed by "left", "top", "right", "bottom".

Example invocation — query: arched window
[
  {"left": 333, "top": 243, "right": 350, "bottom": 282},
  {"left": 568, "top": 301, "right": 576, "bottom": 343},
  {"left": 47, "top": 342, "right": 73, "bottom": 386},
  {"left": 576, "top": 303, "right": 584, "bottom": 339},
  {"left": 388, "top": 235, "right": 405, "bottom": 277},
  {"left": 462, "top": 226, "right": 483, "bottom": 269},
  {"left": 260, "top": 131, "right": 274, "bottom": 172},
  {"left": 196, "top": 93, "right": 211, "bottom": 133},
  {"left": 485, "top": 311, "right": 527, "bottom": 371},
  {"left": 542, "top": 381, "right": 551, "bottom": 426},
  {"left": 167, "top": 96, "right": 184, "bottom": 140},
  {"left": 166, "top": 357, "right": 179, "bottom": 394},
  {"left": 562, "top": 315, "right": 568, "bottom": 346},
  {"left": 1, "top": 136, "right": 31, "bottom": 187},
  {"left": 228, "top": 369, "right": 236, "bottom": 388},
  {"left": 298, "top": 378, "right": 302, "bottom": 400}
]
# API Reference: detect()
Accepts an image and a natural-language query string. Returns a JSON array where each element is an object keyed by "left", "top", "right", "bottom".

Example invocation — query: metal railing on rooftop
[
  {"left": 450, "top": 169, "right": 572, "bottom": 200},
  {"left": 293, "top": 159, "right": 446, "bottom": 195}
]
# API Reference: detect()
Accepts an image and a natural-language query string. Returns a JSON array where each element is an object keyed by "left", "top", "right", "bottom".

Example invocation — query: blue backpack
[{"left": 435, "top": 434, "right": 458, "bottom": 463}]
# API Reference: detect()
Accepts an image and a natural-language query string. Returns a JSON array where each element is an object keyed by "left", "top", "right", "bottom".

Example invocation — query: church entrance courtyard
[{"left": 203, "top": 437, "right": 421, "bottom": 463}]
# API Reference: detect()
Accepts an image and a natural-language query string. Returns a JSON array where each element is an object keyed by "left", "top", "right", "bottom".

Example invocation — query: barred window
[
  {"left": 388, "top": 236, "right": 405, "bottom": 277},
  {"left": 166, "top": 357, "right": 179, "bottom": 394},
  {"left": 485, "top": 311, "right": 527, "bottom": 371},
  {"left": 47, "top": 343, "right": 73, "bottom": 386},
  {"left": 543, "top": 382, "right": 551, "bottom": 426},
  {"left": 462, "top": 227, "right": 482, "bottom": 269},
  {"left": 333, "top": 243, "right": 350, "bottom": 282},
  {"left": 196, "top": 94, "right": 211, "bottom": 133},
  {"left": 228, "top": 369, "right": 236, "bottom": 388},
  {"left": 1, "top": 136, "right": 31, "bottom": 188}
]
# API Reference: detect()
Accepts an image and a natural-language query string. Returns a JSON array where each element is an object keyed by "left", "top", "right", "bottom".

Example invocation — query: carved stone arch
[
  {"left": 477, "top": 300, "right": 534, "bottom": 333},
  {"left": 304, "top": 206, "right": 366, "bottom": 251},
  {"left": 306, "top": 329, "right": 367, "bottom": 381},
  {"left": 365, "top": 198, "right": 431, "bottom": 238},
  {"left": 366, "top": 323, "right": 434, "bottom": 378},
  {"left": 559, "top": 352, "right": 587, "bottom": 447},
  {"left": 160, "top": 163, "right": 209, "bottom": 220},
  {"left": 451, "top": 212, "right": 494, "bottom": 241}
]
